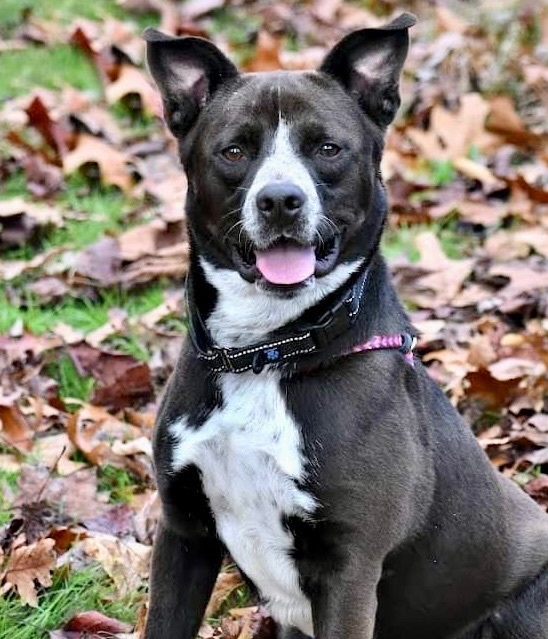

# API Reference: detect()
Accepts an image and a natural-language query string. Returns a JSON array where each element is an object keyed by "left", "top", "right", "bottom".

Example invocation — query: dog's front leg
[
  {"left": 311, "top": 561, "right": 382, "bottom": 639},
  {"left": 144, "top": 519, "right": 224, "bottom": 639}
]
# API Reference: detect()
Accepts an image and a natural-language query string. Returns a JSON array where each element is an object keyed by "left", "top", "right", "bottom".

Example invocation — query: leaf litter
[{"left": 0, "top": 0, "right": 547, "bottom": 636}]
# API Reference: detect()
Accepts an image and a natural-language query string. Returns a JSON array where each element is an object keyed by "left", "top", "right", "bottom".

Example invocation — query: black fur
[{"left": 143, "top": 15, "right": 548, "bottom": 639}]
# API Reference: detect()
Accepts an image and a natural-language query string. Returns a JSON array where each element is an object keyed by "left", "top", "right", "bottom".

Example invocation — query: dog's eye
[
  {"left": 318, "top": 142, "right": 341, "bottom": 158},
  {"left": 222, "top": 145, "right": 246, "bottom": 162}
]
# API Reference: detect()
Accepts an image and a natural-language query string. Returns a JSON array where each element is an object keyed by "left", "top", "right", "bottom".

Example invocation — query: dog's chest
[{"left": 170, "top": 372, "right": 315, "bottom": 634}]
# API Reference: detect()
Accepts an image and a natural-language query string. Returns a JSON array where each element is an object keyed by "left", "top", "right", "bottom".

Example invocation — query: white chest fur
[{"left": 170, "top": 371, "right": 315, "bottom": 636}]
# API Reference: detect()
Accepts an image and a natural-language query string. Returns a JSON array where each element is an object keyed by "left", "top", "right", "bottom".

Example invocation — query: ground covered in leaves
[{"left": 0, "top": 0, "right": 547, "bottom": 637}]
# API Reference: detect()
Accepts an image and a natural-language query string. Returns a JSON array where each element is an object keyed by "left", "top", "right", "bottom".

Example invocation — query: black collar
[{"left": 187, "top": 265, "right": 369, "bottom": 374}]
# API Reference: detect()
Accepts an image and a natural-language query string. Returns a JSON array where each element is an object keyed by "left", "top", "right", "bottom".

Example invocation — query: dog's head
[{"left": 145, "top": 15, "right": 415, "bottom": 299}]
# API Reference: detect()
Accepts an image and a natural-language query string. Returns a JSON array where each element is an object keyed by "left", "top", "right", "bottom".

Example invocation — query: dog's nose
[{"left": 256, "top": 182, "right": 306, "bottom": 225}]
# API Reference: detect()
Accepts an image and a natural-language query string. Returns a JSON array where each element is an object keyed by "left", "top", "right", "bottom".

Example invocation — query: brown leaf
[
  {"left": 105, "top": 64, "right": 161, "bottom": 116},
  {"left": 181, "top": 0, "right": 226, "bottom": 19},
  {"left": 118, "top": 220, "right": 184, "bottom": 262},
  {"left": 70, "top": 26, "right": 118, "bottom": 85},
  {"left": 245, "top": 31, "right": 283, "bottom": 72},
  {"left": 85, "top": 308, "right": 128, "bottom": 348},
  {"left": 487, "top": 95, "right": 544, "bottom": 147},
  {"left": 0, "top": 400, "right": 33, "bottom": 453},
  {"left": 21, "top": 154, "right": 63, "bottom": 198},
  {"left": 451, "top": 157, "right": 505, "bottom": 193},
  {"left": 82, "top": 503, "right": 136, "bottom": 537},
  {"left": 0, "top": 197, "right": 63, "bottom": 248},
  {"left": 79, "top": 533, "right": 151, "bottom": 596},
  {"left": 2, "top": 538, "right": 56, "bottom": 607},
  {"left": 205, "top": 570, "right": 245, "bottom": 618},
  {"left": 14, "top": 465, "right": 109, "bottom": 522},
  {"left": 32, "top": 433, "right": 86, "bottom": 476},
  {"left": 63, "top": 134, "right": 135, "bottom": 192},
  {"left": 487, "top": 358, "right": 546, "bottom": 382},
  {"left": 0, "top": 332, "right": 62, "bottom": 364},
  {"left": 27, "top": 277, "right": 70, "bottom": 302},
  {"left": 64, "top": 610, "right": 133, "bottom": 634},
  {"left": 524, "top": 475, "right": 548, "bottom": 508},
  {"left": 66, "top": 402, "right": 142, "bottom": 465},
  {"left": 25, "top": 95, "right": 72, "bottom": 160},
  {"left": 0, "top": 247, "right": 64, "bottom": 281},
  {"left": 71, "top": 237, "right": 122, "bottom": 287},
  {"left": 407, "top": 94, "right": 499, "bottom": 161},
  {"left": 69, "top": 343, "right": 153, "bottom": 409}
]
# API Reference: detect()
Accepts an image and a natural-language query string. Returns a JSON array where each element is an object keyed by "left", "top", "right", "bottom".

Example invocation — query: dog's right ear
[{"left": 144, "top": 28, "right": 238, "bottom": 137}]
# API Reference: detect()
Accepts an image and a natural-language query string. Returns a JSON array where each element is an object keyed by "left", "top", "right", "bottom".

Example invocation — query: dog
[{"left": 143, "top": 13, "right": 548, "bottom": 639}]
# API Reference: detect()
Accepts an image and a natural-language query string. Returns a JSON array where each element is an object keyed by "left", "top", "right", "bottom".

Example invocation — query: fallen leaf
[
  {"left": 2, "top": 538, "right": 56, "bottom": 607},
  {"left": 0, "top": 197, "right": 63, "bottom": 248},
  {"left": 63, "top": 134, "right": 135, "bottom": 192},
  {"left": 14, "top": 465, "right": 109, "bottom": 521},
  {"left": 80, "top": 533, "right": 151, "bottom": 596},
  {"left": 0, "top": 400, "right": 34, "bottom": 453},
  {"left": 66, "top": 402, "right": 142, "bottom": 465},
  {"left": 245, "top": 31, "right": 283, "bottom": 72},
  {"left": 205, "top": 570, "right": 245, "bottom": 618},
  {"left": 105, "top": 64, "right": 161, "bottom": 116},
  {"left": 65, "top": 610, "right": 133, "bottom": 634},
  {"left": 69, "top": 344, "right": 154, "bottom": 409}
]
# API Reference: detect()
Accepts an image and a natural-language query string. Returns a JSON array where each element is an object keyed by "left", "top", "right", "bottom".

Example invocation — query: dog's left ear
[
  {"left": 144, "top": 28, "right": 238, "bottom": 137},
  {"left": 319, "top": 13, "right": 416, "bottom": 129}
]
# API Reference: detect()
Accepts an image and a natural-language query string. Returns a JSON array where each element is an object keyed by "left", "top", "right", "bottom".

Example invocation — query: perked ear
[
  {"left": 143, "top": 28, "right": 238, "bottom": 137},
  {"left": 319, "top": 13, "right": 416, "bottom": 129}
]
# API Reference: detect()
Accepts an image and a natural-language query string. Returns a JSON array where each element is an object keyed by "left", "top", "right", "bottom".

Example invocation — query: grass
[
  {"left": 382, "top": 219, "right": 478, "bottom": 263},
  {"left": 44, "top": 355, "right": 96, "bottom": 402},
  {"left": 0, "top": 0, "right": 157, "bottom": 31},
  {"left": 0, "top": 282, "right": 165, "bottom": 334},
  {"left": 0, "top": 45, "right": 102, "bottom": 101},
  {"left": 0, "top": 469, "right": 20, "bottom": 526},
  {"left": 97, "top": 464, "right": 137, "bottom": 503},
  {"left": 0, "top": 563, "right": 143, "bottom": 639},
  {"left": 1, "top": 172, "right": 140, "bottom": 256}
]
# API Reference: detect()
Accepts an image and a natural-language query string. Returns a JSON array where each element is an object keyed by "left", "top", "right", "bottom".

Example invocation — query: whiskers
[{"left": 317, "top": 214, "right": 338, "bottom": 236}]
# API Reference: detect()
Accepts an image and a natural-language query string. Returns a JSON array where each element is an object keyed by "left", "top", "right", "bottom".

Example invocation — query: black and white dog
[{"left": 143, "top": 14, "right": 548, "bottom": 639}]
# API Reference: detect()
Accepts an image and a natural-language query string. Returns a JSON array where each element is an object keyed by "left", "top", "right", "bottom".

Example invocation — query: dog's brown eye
[
  {"left": 222, "top": 145, "right": 246, "bottom": 162},
  {"left": 318, "top": 142, "right": 341, "bottom": 158}
]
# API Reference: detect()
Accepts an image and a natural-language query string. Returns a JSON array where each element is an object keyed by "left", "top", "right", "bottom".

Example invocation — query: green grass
[
  {"left": 1, "top": 172, "right": 140, "bottom": 258},
  {"left": 427, "top": 159, "right": 456, "bottom": 187},
  {"left": 206, "top": 578, "right": 254, "bottom": 625},
  {"left": 0, "top": 564, "right": 143, "bottom": 639},
  {"left": 44, "top": 355, "right": 96, "bottom": 402},
  {"left": 0, "top": 45, "right": 101, "bottom": 100},
  {"left": 0, "top": 469, "right": 19, "bottom": 526},
  {"left": 0, "top": 0, "right": 125, "bottom": 29},
  {"left": 208, "top": 7, "right": 261, "bottom": 65},
  {"left": 0, "top": 282, "right": 165, "bottom": 334},
  {"left": 382, "top": 220, "right": 479, "bottom": 263},
  {"left": 97, "top": 464, "right": 137, "bottom": 503}
]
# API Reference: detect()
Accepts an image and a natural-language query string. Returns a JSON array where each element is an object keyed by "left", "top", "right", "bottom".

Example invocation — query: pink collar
[{"left": 351, "top": 332, "right": 417, "bottom": 367}]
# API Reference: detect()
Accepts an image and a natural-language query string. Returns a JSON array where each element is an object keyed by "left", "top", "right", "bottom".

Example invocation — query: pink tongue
[{"left": 255, "top": 245, "right": 316, "bottom": 285}]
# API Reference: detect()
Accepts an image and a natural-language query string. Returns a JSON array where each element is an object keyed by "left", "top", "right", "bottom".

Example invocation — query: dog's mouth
[{"left": 231, "top": 235, "right": 341, "bottom": 288}]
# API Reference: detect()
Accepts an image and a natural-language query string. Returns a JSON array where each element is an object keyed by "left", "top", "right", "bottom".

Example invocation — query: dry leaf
[
  {"left": 0, "top": 401, "right": 34, "bottom": 453},
  {"left": 105, "top": 64, "right": 161, "bottom": 116},
  {"left": 2, "top": 538, "right": 56, "bottom": 607},
  {"left": 205, "top": 570, "right": 245, "bottom": 618},
  {"left": 80, "top": 533, "right": 151, "bottom": 596},
  {"left": 63, "top": 133, "right": 135, "bottom": 192}
]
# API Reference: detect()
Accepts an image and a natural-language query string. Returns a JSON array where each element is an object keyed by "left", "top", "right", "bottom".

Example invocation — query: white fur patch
[
  {"left": 170, "top": 372, "right": 315, "bottom": 636},
  {"left": 242, "top": 119, "right": 321, "bottom": 247},
  {"left": 201, "top": 257, "right": 363, "bottom": 348}
]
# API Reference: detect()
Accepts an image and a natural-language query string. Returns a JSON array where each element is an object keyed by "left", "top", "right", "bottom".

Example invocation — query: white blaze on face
[{"left": 242, "top": 119, "right": 321, "bottom": 247}]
